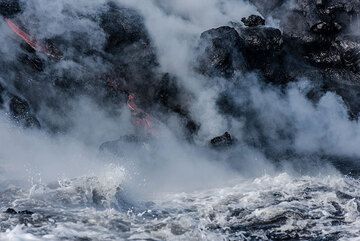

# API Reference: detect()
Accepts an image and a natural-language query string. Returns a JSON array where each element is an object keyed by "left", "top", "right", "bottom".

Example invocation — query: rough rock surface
[
  {"left": 197, "top": 0, "right": 360, "bottom": 116},
  {"left": 209, "top": 132, "right": 235, "bottom": 148},
  {"left": 196, "top": 26, "right": 246, "bottom": 78},
  {"left": 0, "top": 0, "right": 21, "bottom": 18},
  {"left": 9, "top": 96, "right": 40, "bottom": 128},
  {"left": 241, "top": 15, "right": 265, "bottom": 27},
  {"left": 0, "top": 1, "right": 196, "bottom": 133}
]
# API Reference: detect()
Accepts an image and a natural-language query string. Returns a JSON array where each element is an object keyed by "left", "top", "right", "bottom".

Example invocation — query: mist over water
[{"left": 1, "top": 0, "right": 360, "bottom": 240}]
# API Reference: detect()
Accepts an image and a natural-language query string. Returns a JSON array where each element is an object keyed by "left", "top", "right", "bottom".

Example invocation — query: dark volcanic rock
[
  {"left": 4, "top": 208, "right": 17, "bottom": 214},
  {"left": 99, "top": 2, "right": 162, "bottom": 109},
  {"left": 196, "top": 23, "right": 289, "bottom": 83},
  {"left": 241, "top": 15, "right": 265, "bottom": 27},
  {"left": 237, "top": 26, "right": 288, "bottom": 83},
  {"left": 210, "top": 132, "right": 235, "bottom": 148},
  {"left": 0, "top": 0, "right": 200, "bottom": 136},
  {"left": 101, "top": 3, "right": 150, "bottom": 52},
  {"left": 0, "top": 1, "right": 167, "bottom": 132},
  {"left": 4, "top": 208, "right": 34, "bottom": 215},
  {"left": 0, "top": 0, "right": 22, "bottom": 18},
  {"left": 0, "top": 85, "right": 41, "bottom": 128},
  {"left": 0, "top": 83, "right": 4, "bottom": 106},
  {"left": 18, "top": 54, "right": 44, "bottom": 73},
  {"left": 196, "top": 0, "right": 360, "bottom": 115},
  {"left": 153, "top": 73, "right": 200, "bottom": 136},
  {"left": 9, "top": 96, "right": 40, "bottom": 128},
  {"left": 18, "top": 210, "right": 34, "bottom": 215},
  {"left": 310, "top": 21, "right": 342, "bottom": 36},
  {"left": 196, "top": 26, "right": 246, "bottom": 78},
  {"left": 238, "top": 27, "right": 283, "bottom": 53},
  {"left": 323, "top": 69, "right": 360, "bottom": 117}
]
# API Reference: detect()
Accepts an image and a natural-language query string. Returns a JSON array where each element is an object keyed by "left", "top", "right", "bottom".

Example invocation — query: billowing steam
[{"left": 0, "top": 0, "right": 359, "bottom": 198}]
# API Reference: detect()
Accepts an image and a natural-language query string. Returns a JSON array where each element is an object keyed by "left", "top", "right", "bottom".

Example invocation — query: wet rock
[
  {"left": 4, "top": 208, "right": 17, "bottom": 214},
  {"left": 0, "top": 0, "right": 22, "bottom": 18},
  {"left": 210, "top": 132, "right": 235, "bottom": 148},
  {"left": 196, "top": 26, "right": 246, "bottom": 77},
  {"left": 109, "top": 219, "right": 131, "bottom": 232},
  {"left": 9, "top": 96, "right": 40, "bottom": 128},
  {"left": 170, "top": 223, "right": 187, "bottom": 236},
  {"left": 92, "top": 189, "right": 106, "bottom": 206},
  {"left": 4, "top": 208, "right": 33, "bottom": 215},
  {"left": 18, "top": 210, "right": 34, "bottom": 215},
  {"left": 10, "top": 96, "right": 30, "bottom": 117},
  {"left": 241, "top": 15, "right": 265, "bottom": 27}
]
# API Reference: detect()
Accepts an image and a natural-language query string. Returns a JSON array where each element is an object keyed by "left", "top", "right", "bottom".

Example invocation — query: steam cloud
[{"left": 0, "top": 0, "right": 359, "bottom": 198}]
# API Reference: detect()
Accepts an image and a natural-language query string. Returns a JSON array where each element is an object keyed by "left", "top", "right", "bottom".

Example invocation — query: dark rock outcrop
[
  {"left": 237, "top": 26, "right": 286, "bottom": 83},
  {"left": 0, "top": 82, "right": 4, "bottom": 106},
  {"left": 0, "top": 0, "right": 22, "bottom": 18},
  {"left": 0, "top": 1, "right": 191, "bottom": 133},
  {"left": 4, "top": 208, "right": 17, "bottom": 214},
  {"left": 241, "top": 15, "right": 265, "bottom": 27},
  {"left": 261, "top": 0, "right": 360, "bottom": 116},
  {"left": 209, "top": 132, "right": 235, "bottom": 148},
  {"left": 4, "top": 208, "right": 33, "bottom": 215},
  {"left": 197, "top": 23, "right": 287, "bottom": 83},
  {"left": 9, "top": 96, "right": 40, "bottom": 128},
  {"left": 196, "top": 0, "right": 360, "bottom": 115},
  {"left": 196, "top": 26, "right": 246, "bottom": 78},
  {"left": 100, "top": 2, "right": 159, "bottom": 102}
]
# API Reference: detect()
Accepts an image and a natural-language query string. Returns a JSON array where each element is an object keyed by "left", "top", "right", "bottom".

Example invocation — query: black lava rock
[
  {"left": 0, "top": 83, "right": 4, "bottom": 106},
  {"left": 4, "top": 208, "right": 17, "bottom": 214},
  {"left": 9, "top": 96, "right": 40, "bottom": 128},
  {"left": 241, "top": 15, "right": 265, "bottom": 27},
  {"left": 18, "top": 210, "right": 34, "bottom": 215},
  {"left": 310, "top": 21, "right": 342, "bottom": 36},
  {"left": 237, "top": 26, "right": 287, "bottom": 83},
  {"left": 101, "top": 3, "right": 150, "bottom": 52},
  {"left": 4, "top": 208, "right": 34, "bottom": 215},
  {"left": 196, "top": 0, "right": 360, "bottom": 116},
  {"left": 18, "top": 54, "right": 44, "bottom": 73},
  {"left": 210, "top": 132, "right": 235, "bottom": 148},
  {"left": 196, "top": 26, "right": 246, "bottom": 77},
  {"left": 10, "top": 96, "right": 31, "bottom": 118},
  {"left": 0, "top": 0, "right": 21, "bottom": 18},
  {"left": 238, "top": 27, "right": 283, "bottom": 53}
]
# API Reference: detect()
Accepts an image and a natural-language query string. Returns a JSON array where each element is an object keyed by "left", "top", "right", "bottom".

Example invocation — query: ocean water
[{"left": 1, "top": 171, "right": 360, "bottom": 241}]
